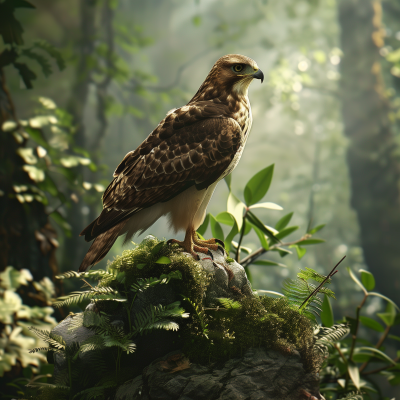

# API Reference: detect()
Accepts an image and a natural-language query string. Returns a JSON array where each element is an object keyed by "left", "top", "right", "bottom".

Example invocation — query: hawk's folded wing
[{"left": 81, "top": 114, "right": 242, "bottom": 242}]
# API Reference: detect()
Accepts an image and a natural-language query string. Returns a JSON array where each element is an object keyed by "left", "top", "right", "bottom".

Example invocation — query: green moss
[
  {"left": 96, "top": 236, "right": 321, "bottom": 373},
  {"left": 99, "top": 236, "right": 209, "bottom": 307}
]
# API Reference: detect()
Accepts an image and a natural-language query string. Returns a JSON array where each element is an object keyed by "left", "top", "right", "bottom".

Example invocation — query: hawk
[{"left": 79, "top": 54, "right": 263, "bottom": 272}]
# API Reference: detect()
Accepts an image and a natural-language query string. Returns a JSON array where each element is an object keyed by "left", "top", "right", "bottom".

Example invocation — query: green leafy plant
[
  {"left": 0, "top": 267, "right": 57, "bottom": 399},
  {"left": 319, "top": 268, "right": 400, "bottom": 399},
  {"left": 197, "top": 164, "right": 326, "bottom": 280}
]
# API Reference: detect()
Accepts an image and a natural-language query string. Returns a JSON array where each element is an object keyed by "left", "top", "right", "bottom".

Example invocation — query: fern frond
[
  {"left": 29, "top": 346, "right": 50, "bottom": 353},
  {"left": 79, "top": 335, "right": 105, "bottom": 353},
  {"left": 315, "top": 323, "right": 350, "bottom": 353},
  {"left": 53, "top": 287, "right": 125, "bottom": 308},
  {"left": 148, "top": 320, "right": 179, "bottom": 331},
  {"left": 56, "top": 269, "right": 114, "bottom": 280},
  {"left": 130, "top": 270, "right": 182, "bottom": 293},
  {"left": 28, "top": 326, "right": 66, "bottom": 350},
  {"left": 182, "top": 296, "right": 208, "bottom": 338},
  {"left": 282, "top": 265, "right": 337, "bottom": 320},
  {"left": 218, "top": 297, "right": 242, "bottom": 310},
  {"left": 297, "top": 267, "right": 331, "bottom": 284}
]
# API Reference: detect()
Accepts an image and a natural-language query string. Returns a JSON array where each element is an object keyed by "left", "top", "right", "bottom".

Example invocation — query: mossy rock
[{"left": 48, "top": 236, "right": 323, "bottom": 399}]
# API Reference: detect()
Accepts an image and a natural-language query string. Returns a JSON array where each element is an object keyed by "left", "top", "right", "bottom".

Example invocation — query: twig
[
  {"left": 235, "top": 213, "right": 247, "bottom": 263},
  {"left": 361, "top": 356, "right": 400, "bottom": 376},
  {"left": 240, "top": 236, "right": 310, "bottom": 268},
  {"left": 299, "top": 256, "right": 345, "bottom": 311}
]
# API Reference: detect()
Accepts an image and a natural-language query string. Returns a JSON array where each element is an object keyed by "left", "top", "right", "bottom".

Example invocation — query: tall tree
[
  {"left": 0, "top": 0, "right": 59, "bottom": 281},
  {"left": 339, "top": 0, "right": 400, "bottom": 305}
]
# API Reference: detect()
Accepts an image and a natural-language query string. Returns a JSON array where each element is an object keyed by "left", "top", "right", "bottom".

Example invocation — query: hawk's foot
[
  {"left": 193, "top": 232, "right": 225, "bottom": 255},
  {"left": 167, "top": 238, "right": 213, "bottom": 260}
]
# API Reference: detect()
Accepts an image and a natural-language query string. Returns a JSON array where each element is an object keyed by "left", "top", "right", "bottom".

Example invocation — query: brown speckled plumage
[{"left": 79, "top": 54, "right": 263, "bottom": 271}]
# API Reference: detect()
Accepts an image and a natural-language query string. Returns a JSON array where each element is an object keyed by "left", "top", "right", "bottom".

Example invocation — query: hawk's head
[{"left": 190, "top": 54, "right": 264, "bottom": 102}]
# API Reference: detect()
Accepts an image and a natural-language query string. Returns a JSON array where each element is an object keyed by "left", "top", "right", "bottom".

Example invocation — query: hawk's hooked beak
[{"left": 252, "top": 69, "right": 264, "bottom": 83}]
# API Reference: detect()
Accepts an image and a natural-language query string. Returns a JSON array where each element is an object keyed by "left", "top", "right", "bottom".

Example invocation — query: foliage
[
  {"left": 0, "top": 267, "right": 57, "bottom": 398},
  {"left": 198, "top": 164, "right": 326, "bottom": 282},
  {"left": 0, "top": 0, "right": 65, "bottom": 87},
  {"left": 319, "top": 269, "right": 400, "bottom": 400},
  {"left": 2, "top": 97, "right": 99, "bottom": 237}
]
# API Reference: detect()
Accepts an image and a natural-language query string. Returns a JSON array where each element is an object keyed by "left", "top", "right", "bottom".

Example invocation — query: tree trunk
[
  {"left": 0, "top": 69, "right": 58, "bottom": 282},
  {"left": 339, "top": 0, "right": 400, "bottom": 305}
]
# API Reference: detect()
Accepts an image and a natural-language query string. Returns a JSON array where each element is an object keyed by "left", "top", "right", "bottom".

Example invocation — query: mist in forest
[{"left": 2, "top": 0, "right": 400, "bottom": 397}]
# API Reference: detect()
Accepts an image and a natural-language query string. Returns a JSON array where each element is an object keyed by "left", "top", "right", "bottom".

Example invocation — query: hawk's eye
[{"left": 232, "top": 64, "right": 244, "bottom": 73}]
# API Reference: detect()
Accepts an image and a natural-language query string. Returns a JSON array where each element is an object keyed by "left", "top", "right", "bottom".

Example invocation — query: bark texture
[{"left": 0, "top": 68, "right": 58, "bottom": 281}]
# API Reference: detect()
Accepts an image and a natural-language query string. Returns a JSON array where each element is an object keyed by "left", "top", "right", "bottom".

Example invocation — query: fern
[
  {"left": 56, "top": 269, "right": 114, "bottom": 280},
  {"left": 131, "top": 301, "right": 188, "bottom": 336},
  {"left": 130, "top": 270, "right": 182, "bottom": 293},
  {"left": 218, "top": 297, "right": 242, "bottom": 309},
  {"left": 182, "top": 296, "right": 209, "bottom": 338},
  {"left": 314, "top": 324, "right": 350, "bottom": 354},
  {"left": 282, "top": 264, "right": 339, "bottom": 320},
  {"left": 28, "top": 327, "right": 65, "bottom": 352},
  {"left": 53, "top": 287, "right": 126, "bottom": 308}
]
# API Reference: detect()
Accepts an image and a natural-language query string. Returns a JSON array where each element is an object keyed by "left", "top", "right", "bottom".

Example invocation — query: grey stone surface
[
  {"left": 115, "top": 348, "right": 324, "bottom": 400},
  {"left": 197, "top": 248, "right": 253, "bottom": 306}
]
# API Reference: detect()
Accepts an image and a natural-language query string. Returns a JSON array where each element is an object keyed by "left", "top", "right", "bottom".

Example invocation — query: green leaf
[
  {"left": 299, "top": 239, "right": 325, "bottom": 245},
  {"left": 347, "top": 268, "right": 367, "bottom": 295},
  {"left": 197, "top": 214, "right": 209, "bottom": 236},
  {"left": 215, "top": 212, "right": 235, "bottom": 226},
  {"left": 359, "top": 269, "right": 375, "bottom": 291},
  {"left": 275, "top": 212, "right": 293, "bottom": 231},
  {"left": 246, "top": 211, "right": 279, "bottom": 242},
  {"left": 253, "top": 260, "right": 286, "bottom": 268},
  {"left": 356, "top": 347, "right": 397, "bottom": 366},
  {"left": 291, "top": 245, "right": 306, "bottom": 259},
  {"left": 368, "top": 292, "right": 400, "bottom": 311},
  {"left": 348, "top": 361, "right": 360, "bottom": 389},
  {"left": 249, "top": 223, "right": 269, "bottom": 251},
  {"left": 276, "top": 226, "right": 299, "bottom": 240},
  {"left": 209, "top": 214, "right": 224, "bottom": 242},
  {"left": 136, "top": 263, "right": 146, "bottom": 270},
  {"left": 359, "top": 316, "right": 384, "bottom": 332},
  {"left": 227, "top": 192, "right": 245, "bottom": 231},
  {"left": 307, "top": 224, "right": 325, "bottom": 234},
  {"left": 249, "top": 202, "right": 283, "bottom": 211},
  {"left": 377, "top": 302, "right": 396, "bottom": 327},
  {"left": 321, "top": 294, "right": 334, "bottom": 327},
  {"left": 243, "top": 164, "right": 274, "bottom": 206},
  {"left": 224, "top": 223, "right": 238, "bottom": 253},
  {"left": 154, "top": 256, "right": 171, "bottom": 265},
  {"left": 150, "top": 241, "right": 166, "bottom": 256}
]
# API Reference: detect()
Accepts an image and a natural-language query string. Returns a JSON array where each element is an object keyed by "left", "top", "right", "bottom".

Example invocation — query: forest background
[{"left": 1, "top": 0, "right": 400, "bottom": 398}]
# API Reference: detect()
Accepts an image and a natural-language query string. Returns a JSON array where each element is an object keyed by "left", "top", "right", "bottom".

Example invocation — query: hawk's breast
[{"left": 221, "top": 99, "right": 252, "bottom": 180}]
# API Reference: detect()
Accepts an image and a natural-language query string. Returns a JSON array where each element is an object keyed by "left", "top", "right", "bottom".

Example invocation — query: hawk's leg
[{"left": 168, "top": 227, "right": 211, "bottom": 260}]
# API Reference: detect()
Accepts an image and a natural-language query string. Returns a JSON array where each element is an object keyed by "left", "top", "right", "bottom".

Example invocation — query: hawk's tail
[{"left": 79, "top": 220, "right": 126, "bottom": 272}]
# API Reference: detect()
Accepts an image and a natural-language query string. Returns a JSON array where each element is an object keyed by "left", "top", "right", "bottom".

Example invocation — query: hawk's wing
[{"left": 81, "top": 110, "right": 242, "bottom": 241}]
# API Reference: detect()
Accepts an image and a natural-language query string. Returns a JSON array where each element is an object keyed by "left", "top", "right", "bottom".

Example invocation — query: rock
[{"left": 115, "top": 348, "right": 324, "bottom": 400}]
